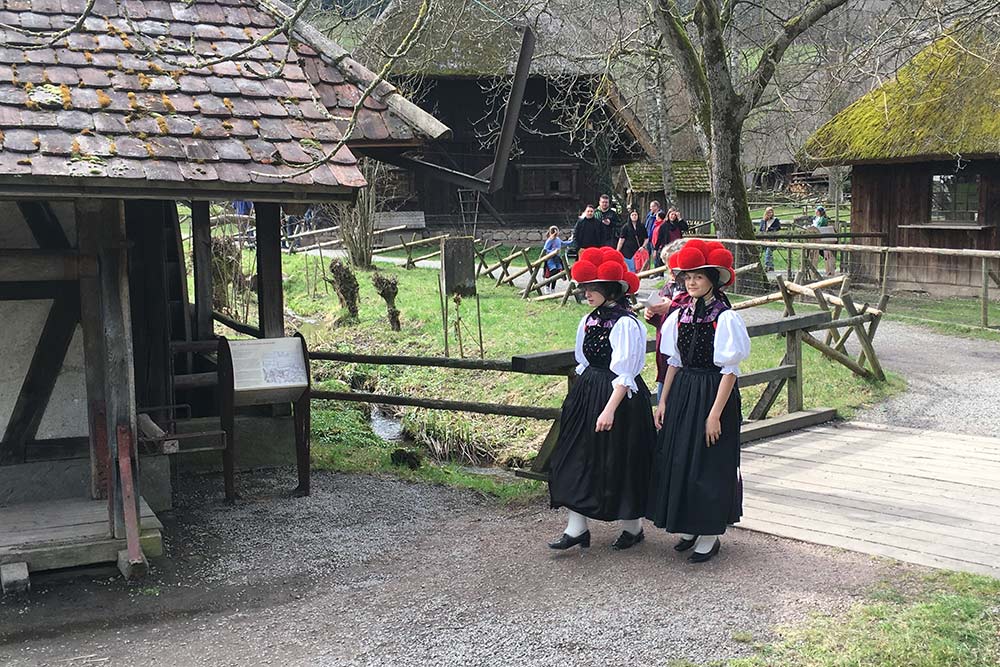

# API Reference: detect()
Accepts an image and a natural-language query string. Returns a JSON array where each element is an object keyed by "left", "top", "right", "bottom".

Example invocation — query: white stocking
[
  {"left": 619, "top": 518, "right": 642, "bottom": 536},
  {"left": 564, "top": 510, "right": 589, "bottom": 537},
  {"left": 680, "top": 533, "right": 696, "bottom": 541},
  {"left": 694, "top": 534, "right": 719, "bottom": 553}
]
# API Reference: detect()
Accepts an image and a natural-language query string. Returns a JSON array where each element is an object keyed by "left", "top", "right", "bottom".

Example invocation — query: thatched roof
[
  {"left": 622, "top": 160, "right": 709, "bottom": 193},
  {"left": 803, "top": 32, "right": 1000, "bottom": 165}
]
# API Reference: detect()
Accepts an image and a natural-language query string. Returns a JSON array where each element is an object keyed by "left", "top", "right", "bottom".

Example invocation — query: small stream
[{"left": 368, "top": 407, "right": 516, "bottom": 480}]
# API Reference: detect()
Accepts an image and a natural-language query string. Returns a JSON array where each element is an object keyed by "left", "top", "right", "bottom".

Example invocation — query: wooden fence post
[
  {"left": 786, "top": 329, "right": 803, "bottom": 413},
  {"left": 880, "top": 249, "right": 892, "bottom": 298},
  {"left": 982, "top": 257, "right": 990, "bottom": 328}
]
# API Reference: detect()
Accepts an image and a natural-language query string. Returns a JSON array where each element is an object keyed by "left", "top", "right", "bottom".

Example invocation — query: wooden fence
[{"left": 305, "top": 312, "right": 838, "bottom": 481}]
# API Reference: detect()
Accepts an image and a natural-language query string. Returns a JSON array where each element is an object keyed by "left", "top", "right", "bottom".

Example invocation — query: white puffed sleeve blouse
[
  {"left": 574, "top": 314, "right": 647, "bottom": 395},
  {"left": 659, "top": 308, "right": 751, "bottom": 376}
]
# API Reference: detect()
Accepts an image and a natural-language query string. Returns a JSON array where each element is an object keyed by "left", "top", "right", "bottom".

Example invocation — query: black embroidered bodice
[
  {"left": 676, "top": 298, "right": 728, "bottom": 370},
  {"left": 582, "top": 306, "right": 630, "bottom": 370}
]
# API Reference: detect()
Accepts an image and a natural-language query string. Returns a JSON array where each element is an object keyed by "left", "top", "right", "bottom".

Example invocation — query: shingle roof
[
  {"left": 803, "top": 31, "right": 1000, "bottom": 164},
  {"left": 0, "top": 0, "right": 449, "bottom": 199},
  {"left": 623, "top": 160, "right": 709, "bottom": 193}
]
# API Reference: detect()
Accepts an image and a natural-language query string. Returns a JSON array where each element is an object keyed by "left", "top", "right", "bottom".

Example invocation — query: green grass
[
  {"left": 732, "top": 572, "right": 1000, "bottom": 667},
  {"left": 278, "top": 256, "right": 901, "bottom": 467}
]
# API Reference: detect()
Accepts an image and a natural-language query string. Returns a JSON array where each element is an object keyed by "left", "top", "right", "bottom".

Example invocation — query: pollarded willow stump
[
  {"left": 325, "top": 259, "right": 360, "bottom": 319},
  {"left": 371, "top": 271, "right": 401, "bottom": 331}
]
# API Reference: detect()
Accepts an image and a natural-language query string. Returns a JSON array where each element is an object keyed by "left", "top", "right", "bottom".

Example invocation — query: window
[
  {"left": 930, "top": 171, "right": 980, "bottom": 225},
  {"left": 516, "top": 164, "right": 578, "bottom": 199}
]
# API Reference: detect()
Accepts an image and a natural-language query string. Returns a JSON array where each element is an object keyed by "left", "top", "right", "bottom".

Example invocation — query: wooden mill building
[
  {"left": 803, "top": 32, "right": 1000, "bottom": 291},
  {"left": 357, "top": 0, "right": 654, "bottom": 237},
  {"left": 0, "top": 0, "right": 447, "bottom": 586}
]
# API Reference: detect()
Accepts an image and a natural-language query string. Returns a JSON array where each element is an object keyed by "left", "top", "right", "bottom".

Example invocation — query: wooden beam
[
  {"left": 741, "top": 365, "right": 797, "bottom": 387},
  {"left": 740, "top": 409, "right": 838, "bottom": 444},
  {"left": 254, "top": 202, "right": 285, "bottom": 338},
  {"left": 0, "top": 250, "right": 91, "bottom": 282},
  {"left": 841, "top": 293, "right": 886, "bottom": 381},
  {"left": 311, "top": 390, "right": 561, "bottom": 420},
  {"left": 191, "top": 201, "right": 213, "bottom": 340},
  {"left": 0, "top": 292, "right": 80, "bottom": 465},
  {"left": 213, "top": 310, "right": 262, "bottom": 338},
  {"left": 18, "top": 201, "right": 70, "bottom": 249},
  {"left": 77, "top": 204, "right": 110, "bottom": 501},
  {"left": 0, "top": 281, "right": 75, "bottom": 300}
]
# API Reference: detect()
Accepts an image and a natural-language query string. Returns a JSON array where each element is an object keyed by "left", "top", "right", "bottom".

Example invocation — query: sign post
[{"left": 218, "top": 334, "right": 312, "bottom": 500}]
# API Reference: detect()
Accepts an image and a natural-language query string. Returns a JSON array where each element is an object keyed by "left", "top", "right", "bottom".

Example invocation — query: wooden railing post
[
  {"left": 982, "top": 257, "right": 990, "bottom": 328},
  {"left": 786, "top": 329, "right": 803, "bottom": 413}
]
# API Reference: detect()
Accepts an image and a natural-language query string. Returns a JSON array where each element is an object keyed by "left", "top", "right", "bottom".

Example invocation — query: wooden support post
[
  {"left": 775, "top": 275, "right": 795, "bottom": 316},
  {"left": 786, "top": 329, "right": 803, "bottom": 413},
  {"left": 989, "top": 269, "right": 1000, "bottom": 289},
  {"left": 982, "top": 257, "right": 990, "bottom": 328},
  {"left": 254, "top": 203, "right": 284, "bottom": 338},
  {"left": 857, "top": 294, "right": 890, "bottom": 369},
  {"left": 880, "top": 249, "right": 892, "bottom": 298},
  {"left": 801, "top": 331, "right": 874, "bottom": 380},
  {"left": 87, "top": 200, "right": 140, "bottom": 542},
  {"left": 749, "top": 378, "right": 787, "bottom": 421},
  {"left": 841, "top": 293, "right": 886, "bottom": 381},
  {"left": 191, "top": 201, "right": 213, "bottom": 340}
]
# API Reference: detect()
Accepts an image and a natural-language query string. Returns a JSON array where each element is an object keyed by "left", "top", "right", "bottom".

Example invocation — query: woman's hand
[
  {"left": 654, "top": 403, "right": 666, "bottom": 430},
  {"left": 705, "top": 413, "right": 722, "bottom": 446},
  {"left": 595, "top": 409, "right": 615, "bottom": 432},
  {"left": 647, "top": 300, "right": 671, "bottom": 316},
  {"left": 643, "top": 307, "right": 654, "bottom": 321}
]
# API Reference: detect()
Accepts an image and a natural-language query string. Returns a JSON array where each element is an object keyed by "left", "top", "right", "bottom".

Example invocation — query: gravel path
[{"left": 0, "top": 469, "right": 916, "bottom": 667}]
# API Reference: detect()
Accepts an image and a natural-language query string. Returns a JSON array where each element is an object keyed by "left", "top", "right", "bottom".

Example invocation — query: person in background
[
  {"left": 644, "top": 200, "right": 661, "bottom": 250},
  {"left": 573, "top": 205, "right": 604, "bottom": 252},
  {"left": 666, "top": 208, "right": 689, "bottom": 244},
  {"left": 650, "top": 210, "right": 669, "bottom": 267},
  {"left": 643, "top": 239, "right": 690, "bottom": 403},
  {"left": 758, "top": 206, "right": 781, "bottom": 271},
  {"left": 617, "top": 209, "right": 648, "bottom": 272},
  {"left": 541, "top": 226, "right": 570, "bottom": 292},
  {"left": 232, "top": 200, "right": 253, "bottom": 216},
  {"left": 594, "top": 194, "right": 622, "bottom": 247},
  {"left": 812, "top": 205, "right": 838, "bottom": 276}
]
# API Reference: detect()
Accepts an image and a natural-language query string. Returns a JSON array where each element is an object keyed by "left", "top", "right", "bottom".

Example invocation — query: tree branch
[{"left": 740, "top": 0, "right": 853, "bottom": 118}]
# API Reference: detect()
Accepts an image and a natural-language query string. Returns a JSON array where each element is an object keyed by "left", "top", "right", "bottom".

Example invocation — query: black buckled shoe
[
  {"left": 548, "top": 531, "right": 591, "bottom": 550},
  {"left": 611, "top": 529, "right": 644, "bottom": 550},
  {"left": 673, "top": 536, "right": 698, "bottom": 552},
  {"left": 687, "top": 538, "right": 721, "bottom": 563}
]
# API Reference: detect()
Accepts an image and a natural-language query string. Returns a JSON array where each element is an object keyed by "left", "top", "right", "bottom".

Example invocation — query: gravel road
[{"left": 0, "top": 469, "right": 916, "bottom": 667}]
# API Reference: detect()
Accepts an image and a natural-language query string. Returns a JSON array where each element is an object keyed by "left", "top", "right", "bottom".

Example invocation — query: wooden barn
[
  {"left": 357, "top": 0, "right": 655, "bottom": 238},
  {"left": 803, "top": 32, "right": 1000, "bottom": 291},
  {"left": 617, "top": 161, "right": 712, "bottom": 223},
  {"left": 0, "top": 0, "right": 446, "bottom": 588}
]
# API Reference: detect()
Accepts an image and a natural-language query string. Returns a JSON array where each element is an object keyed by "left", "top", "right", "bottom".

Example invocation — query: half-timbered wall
[{"left": 0, "top": 201, "right": 89, "bottom": 463}]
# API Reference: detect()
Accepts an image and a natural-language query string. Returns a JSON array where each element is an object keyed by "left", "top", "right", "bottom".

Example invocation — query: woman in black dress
[
  {"left": 547, "top": 247, "right": 653, "bottom": 551},
  {"left": 647, "top": 239, "right": 750, "bottom": 563}
]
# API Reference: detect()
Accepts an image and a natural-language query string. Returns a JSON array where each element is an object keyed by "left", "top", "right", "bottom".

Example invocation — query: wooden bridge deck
[{"left": 741, "top": 421, "right": 1000, "bottom": 577}]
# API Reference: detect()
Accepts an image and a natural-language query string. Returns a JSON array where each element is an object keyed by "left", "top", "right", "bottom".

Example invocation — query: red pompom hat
[
  {"left": 571, "top": 247, "right": 641, "bottom": 295},
  {"left": 670, "top": 239, "right": 735, "bottom": 287}
]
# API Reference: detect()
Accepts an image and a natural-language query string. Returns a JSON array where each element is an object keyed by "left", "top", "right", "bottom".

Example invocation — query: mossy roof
[
  {"left": 623, "top": 160, "right": 709, "bottom": 193},
  {"left": 803, "top": 32, "right": 1000, "bottom": 164}
]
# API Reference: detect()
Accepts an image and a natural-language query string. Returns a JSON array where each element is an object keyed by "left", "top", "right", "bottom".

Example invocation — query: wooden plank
[
  {"left": 737, "top": 516, "right": 999, "bottom": 577},
  {"left": 0, "top": 515, "right": 162, "bottom": 548},
  {"left": 740, "top": 365, "right": 796, "bottom": 387},
  {"left": 23, "top": 436, "right": 89, "bottom": 461},
  {"left": 745, "top": 440, "right": 1000, "bottom": 486},
  {"left": 191, "top": 201, "right": 213, "bottom": 340},
  {"left": 747, "top": 377, "right": 786, "bottom": 421},
  {"left": 254, "top": 202, "right": 284, "bottom": 338},
  {"left": 785, "top": 331, "right": 803, "bottom": 412},
  {"left": 0, "top": 498, "right": 158, "bottom": 531},
  {"left": 801, "top": 331, "right": 874, "bottom": 379},
  {"left": 0, "top": 280, "right": 76, "bottom": 300},
  {"left": 739, "top": 409, "right": 837, "bottom": 443},
  {"left": 755, "top": 428, "right": 1000, "bottom": 463},
  {"left": 743, "top": 496, "right": 1000, "bottom": 562},
  {"left": 747, "top": 478, "right": 1000, "bottom": 540},
  {"left": 0, "top": 293, "right": 80, "bottom": 465},
  {"left": 309, "top": 351, "right": 512, "bottom": 372},
  {"left": 0, "top": 529, "right": 162, "bottom": 572},
  {"left": 311, "top": 390, "right": 560, "bottom": 420},
  {"left": 745, "top": 453, "right": 1000, "bottom": 509},
  {"left": 213, "top": 310, "right": 262, "bottom": 338}
]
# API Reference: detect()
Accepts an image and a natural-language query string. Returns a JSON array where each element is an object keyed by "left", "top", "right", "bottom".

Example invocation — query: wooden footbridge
[{"left": 741, "top": 421, "right": 1000, "bottom": 577}]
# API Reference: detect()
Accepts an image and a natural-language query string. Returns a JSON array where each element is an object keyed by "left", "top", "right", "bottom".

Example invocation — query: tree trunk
[{"left": 654, "top": 61, "right": 675, "bottom": 206}]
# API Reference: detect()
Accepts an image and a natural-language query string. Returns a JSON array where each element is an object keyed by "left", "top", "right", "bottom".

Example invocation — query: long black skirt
[
  {"left": 548, "top": 366, "right": 654, "bottom": 521},
  {"left": 646, "top": 368, "right": 742, "bottom": 535}
]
